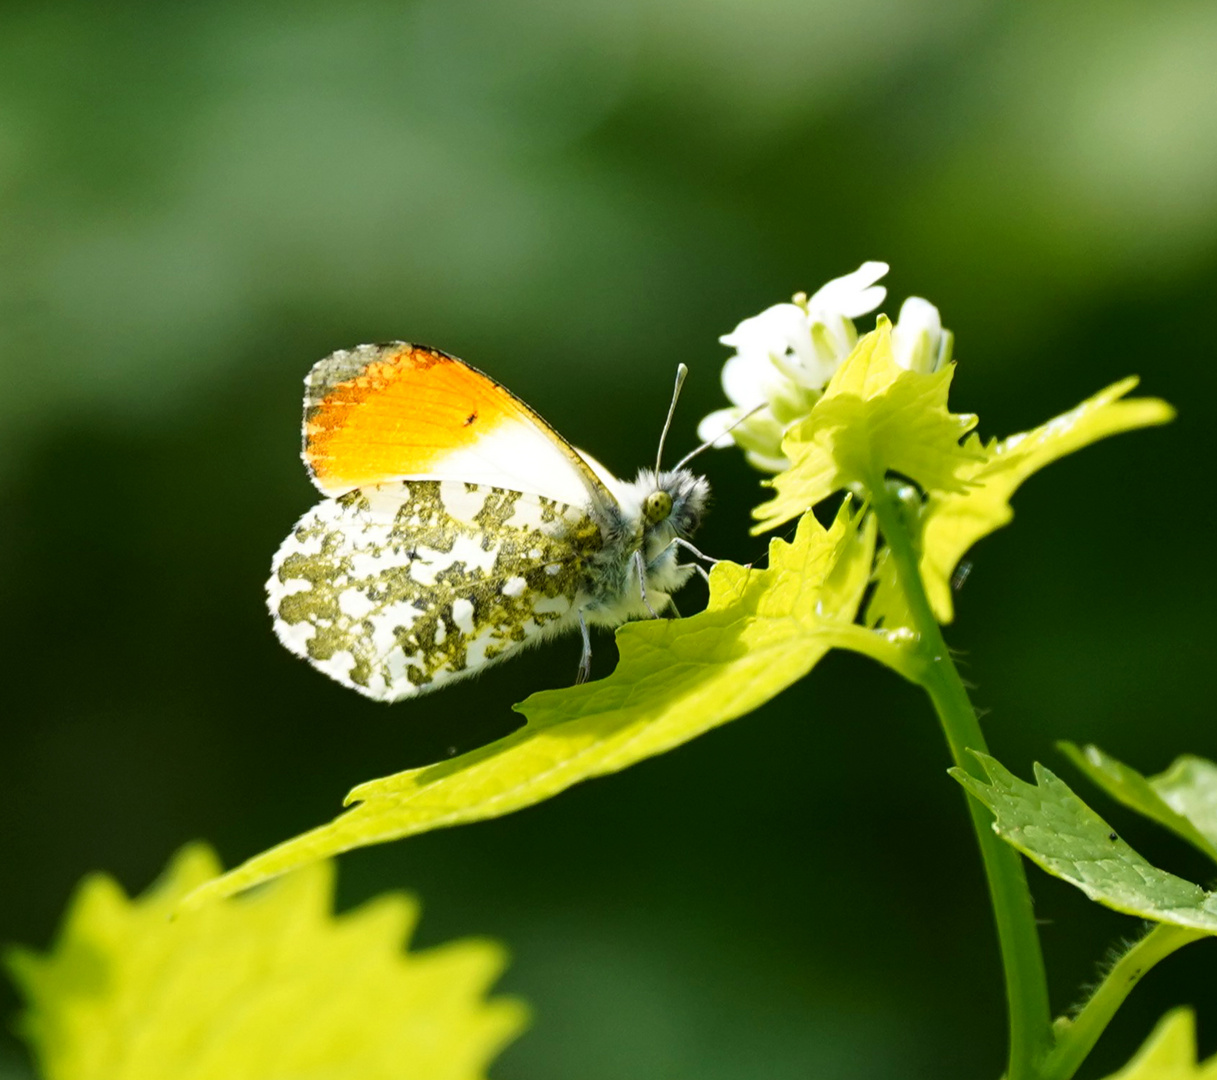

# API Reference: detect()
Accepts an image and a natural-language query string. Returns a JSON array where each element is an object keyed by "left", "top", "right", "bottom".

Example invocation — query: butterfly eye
[{"left": 643, "top": 490, "right": 673, "bottom": 525}]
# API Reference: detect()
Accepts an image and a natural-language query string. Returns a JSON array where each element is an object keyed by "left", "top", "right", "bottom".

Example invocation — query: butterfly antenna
[
  {"left": 654, "top": 363, "right": 688, "bottom": 475},
  {"left": 671, "top": 403, "right": 767, "bottom": 472}
]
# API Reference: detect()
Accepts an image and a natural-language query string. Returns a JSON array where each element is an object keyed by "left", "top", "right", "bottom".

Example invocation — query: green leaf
[
  {"left": 1060, "top": 743, "right": 1217, "bottom": 865},
  {"left": 918, "top": 378, "right": 1174, "bottom": 622},
  {"left": 752, "top": 319, "right": 981, "bottom": 533},
  {"left": 183, "top": 502, "right": 911, "bottom": 909},
  {"left": 952, "top": 754, "right": 1217, "bottom": 932},
  {"left": 1099, "top": 1009, "right": 1217, "bottom": 1080},
  {"left": 5, "top": 845, "right": 525, "bottom": 1080}
]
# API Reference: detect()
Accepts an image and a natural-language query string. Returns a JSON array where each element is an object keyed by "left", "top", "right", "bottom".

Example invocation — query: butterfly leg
[
  {"left": 671, "top": 536, "right": 719, "bottom": 566},
  {"left": 575, "top": 609, "right": 593, "bottom": 685},
  {"left": 655, "top": 536, "right": 713, "bottom": 587},
  {"left": 634, "top": 550, "right": 661, "bottom": 618}
]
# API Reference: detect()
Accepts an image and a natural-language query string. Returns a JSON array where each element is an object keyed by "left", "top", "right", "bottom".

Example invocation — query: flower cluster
[{"left": 697, "top": 262, "right": 952, "bottom": 471}]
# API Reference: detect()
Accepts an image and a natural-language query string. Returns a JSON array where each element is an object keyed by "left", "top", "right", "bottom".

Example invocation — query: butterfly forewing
[
  {"left": 302, "top": 342, "right": 613, "bottom": 511},
  {"left": 268, "top": 479, "right": 603, "bottom": 701}
]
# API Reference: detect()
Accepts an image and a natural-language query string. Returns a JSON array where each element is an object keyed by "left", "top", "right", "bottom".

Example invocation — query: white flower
[
  {"left": 698, "top": 265, "right": 952, "bottom": 473},
  {"left": 697, "top": 261, "right": 890, "bottom": 472},
  {"left": 891, "top": 296, "right": 952, "bottom": 374}
]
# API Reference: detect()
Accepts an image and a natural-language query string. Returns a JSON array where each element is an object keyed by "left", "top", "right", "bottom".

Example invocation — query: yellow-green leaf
[
  {"left": 752, "top": 319, "right": 981, "bottom": 533},
  {"left": 1100, "top": 1009, "right": 1217, "bottom": 1080},
  {"left": 182, "top": 503, "right": 913, "bottom": 909},
  {"left": 1060, "top": 743, "right": 1217, "bottom": 865},
  {"left": 5, "top": 845, "right": 525, "bottom": 1080},
  {"left": 919, "top": 378, "right": 1174, "bottom": 622}
]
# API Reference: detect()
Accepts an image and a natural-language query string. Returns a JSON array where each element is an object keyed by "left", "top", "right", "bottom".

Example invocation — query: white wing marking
[{"left": 267, "top": 480, "right": 603, "bottom": 701}]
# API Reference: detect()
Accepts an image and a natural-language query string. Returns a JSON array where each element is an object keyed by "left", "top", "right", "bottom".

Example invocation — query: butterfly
[{"left": 267, "top": 342, "right": 713, "bottom": 701}]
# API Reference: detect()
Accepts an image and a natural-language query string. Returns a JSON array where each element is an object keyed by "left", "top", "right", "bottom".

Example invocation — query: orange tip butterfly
[{"left": 267, "top": 343, "right": 713, "bottom": 701}]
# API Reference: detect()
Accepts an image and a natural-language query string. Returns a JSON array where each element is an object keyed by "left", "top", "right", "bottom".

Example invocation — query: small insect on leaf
[{"left": 950, "top": 560, "right": 972, "bottom": 592}]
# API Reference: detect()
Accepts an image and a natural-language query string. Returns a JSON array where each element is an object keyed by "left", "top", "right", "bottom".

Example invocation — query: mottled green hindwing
[{"left": 268, "top": 480, "right": 603, "bottom": 700}]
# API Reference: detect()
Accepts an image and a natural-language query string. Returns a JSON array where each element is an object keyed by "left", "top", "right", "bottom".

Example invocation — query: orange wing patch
[
  {"left": 300, "top": 343, "right": 610, "bottom": 511},
  {"left": 303, "top": 344, "right": 529, "bottom": 492}
]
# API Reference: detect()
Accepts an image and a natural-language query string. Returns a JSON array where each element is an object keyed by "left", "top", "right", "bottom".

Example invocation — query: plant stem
[
  {"left": 870, "top": 484, "right": 1053, "bottom": 1080},
  {"left": 1040, "top": 923, "right": 1204, "bottom": 1080}
]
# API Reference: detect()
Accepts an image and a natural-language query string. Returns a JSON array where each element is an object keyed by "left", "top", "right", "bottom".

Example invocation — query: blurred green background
[{"left": 2, "top": 1, "right": 1216, "bottom": 1077}]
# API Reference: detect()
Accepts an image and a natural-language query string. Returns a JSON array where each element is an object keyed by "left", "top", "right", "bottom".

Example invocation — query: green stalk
[
  {"left": 870, "top": 484, "right": 1053, "bottom": 1080},
  {"left": 1041, "top": 923, "right": 1203, "bottom": 1080}
]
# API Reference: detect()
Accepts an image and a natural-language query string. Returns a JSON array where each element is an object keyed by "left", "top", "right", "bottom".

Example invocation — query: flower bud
[{"left": 891, "top": 297, "right": 952, "bottom": 374}]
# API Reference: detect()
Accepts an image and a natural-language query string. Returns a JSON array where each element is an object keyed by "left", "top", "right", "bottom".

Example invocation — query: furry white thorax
[{"left": 577, "top": 466, "right": 710, "bottom": 627}]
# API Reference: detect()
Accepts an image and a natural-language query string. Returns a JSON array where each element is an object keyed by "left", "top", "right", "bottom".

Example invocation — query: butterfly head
[
  {"left": 627, "top": 363, "right": 711, "bottom": 551},
  {"left": 643, "top": 489, "right": 672, "bottom": 525},
  {"left": 634, "top": 467, "right": 709, "bottom": 542}
]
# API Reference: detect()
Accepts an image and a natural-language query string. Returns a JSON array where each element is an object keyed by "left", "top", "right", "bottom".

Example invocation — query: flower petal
[
  {"left": 721, "top": 353, "right": 782, "bottom": 410},
  {"left": 744, "top": 449, "right": 791, "bottom": 473},
  {"left": 807, "top": 261, "right": 889, "bottom": 319},
  {"left": 719, "top": 303, "right": 807, "bottom": 355},
  {"left": 697, "top": 408, "right": 744, "bottom": 448}
]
